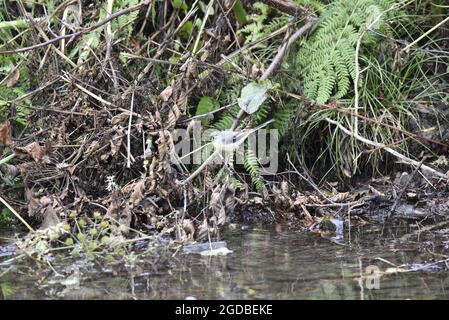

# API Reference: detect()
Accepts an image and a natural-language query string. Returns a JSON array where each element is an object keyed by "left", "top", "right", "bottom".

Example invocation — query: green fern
[
  {"left": 113, "top": 0, "right": 140, "bottom": 37},
  {"left": 274, "top": 104, "right": 296, "bottom": 136},
  {"left": 239, "top": 2, "right": 288, "bottom": 46},
  {"left": 213, "top": 114, "right": 234, "bottom": 131},
  {"left": 243, "top": 149, "right": 264, "bottom": 191},
  {"left": 254, "top": 103, "right": 270, "bottom": 123},
  {"left": 214, "top": 166, "right": 245, "bottom": 191},
  {"left": 214, "top": 105, "right": 240, "bottom": 130},
  {"left": 228, "top": 175, "right": 245, "bottom": 191},
  {"left": 293, "top": 0, "right": 324, "bottom": 11},
  {"left": 0, "top": 86, "right": 31, "bottom": 126},
  {"left": 296, "top": 0, "right": 396, "bottom": 104}
]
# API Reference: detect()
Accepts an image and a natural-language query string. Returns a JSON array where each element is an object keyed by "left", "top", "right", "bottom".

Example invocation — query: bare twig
[
  {"left": 127, "top": 91, "right": 135, "bottom": 168},
  {"left": 402, "top": 15, "right": 449, "bottom": 53},
  {"left": 15, "top": 2, "right": 76, "bottom": 67},
  {"left": 325, "top": 117, "right": 448, "bottom": 180},
  {"left": 0, "top": 196, "right": 34, "bottom": 232},
  {"left": 261, "top": 18, "right": 316, "bottom": 82},
  {"left": 28, "top": 105, "right": 85, "bottom": 116},
  {"left": 105, "top": 0, "right": 114, "bottom": 60},
  {"left": 183, "top": 150, "right": 220, "bottom": 185},
  {"left": 386, "top": 156, "right": 427, "bottom": 221},
  {"left": 286, "top": 153, "right": 336, "bottom": 204},
  {"left": 258, "top": 0, "right": 315, "bottom": 18},
  {"left": 0, "top": 0, "right": 152, "bottom": 55},
  {"left": 120, "top": 53, "right": 181, "bottom": 65},
  {"left": 352, "top": 2, "right": 401, "bottom": 173},
  {"left": 284, "top": 91, "right": 449, "bottom": 149},
  {"left": 62, "top": 75, "right": 114, "bottom": 106},
  {"left": 230, "top": 17, "right": 316, "bottom": 130}
]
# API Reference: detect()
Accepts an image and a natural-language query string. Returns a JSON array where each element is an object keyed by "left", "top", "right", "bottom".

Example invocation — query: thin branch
[
  {"left": 402, "top": 15, "right": 449, "bottom": 53},
  {"left": 0, "top": 196, "right": 34, "bottom": 232},
  {"left": 258, "top": 0, "right": 315, "bottom": 18},
  {"left": 286, "top": 153, "right": 336, "bottom": 204},
  {"left": 231, "top": 17, "right": 316, "bottom": 130},
  {"left": 0, "top": 0, "right": 152, "bottom": 55},
  {"left": 284, "top": 91, "right": 449, "bottom": 149},
  {"left": 260, "top": 18, "right": 316, "bottom": 81},
  {"left": 325, "top": 117, "right": 448, "bottom": 180},
  {"left": 386, "top": 156, "right": 427, "bottom": 221},
  {"left": 183, "top": 150, "right": 220, "bottom": 185},
  {"left": 127, "top": 91, "right": 135, "bottom": 168},
  {"left": 352, "top": 3, "right": 398, "bottom": 172}
]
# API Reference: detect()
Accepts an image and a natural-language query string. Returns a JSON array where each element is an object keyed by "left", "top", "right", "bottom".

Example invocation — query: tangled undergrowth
[{"left": 0, "top": 0, "right": 448, "bottom": 258}]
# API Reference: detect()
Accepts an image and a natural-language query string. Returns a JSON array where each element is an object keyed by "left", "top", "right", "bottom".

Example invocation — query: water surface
[{"left": 1, "top": 223, "right": 449, "bottom": 299}]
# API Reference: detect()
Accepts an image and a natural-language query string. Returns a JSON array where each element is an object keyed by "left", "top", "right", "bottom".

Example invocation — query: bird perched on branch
[
  {"left": 210, "top": 119, "right": 274, "bottom": 153},
  {"left": 183, "top": 119, "right": 274, "bottom": 184}
]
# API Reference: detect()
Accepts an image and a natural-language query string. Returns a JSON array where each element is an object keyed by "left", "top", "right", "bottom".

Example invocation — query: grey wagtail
[{"left": 183, "top": 119, "right": 274, "bottom": 184}]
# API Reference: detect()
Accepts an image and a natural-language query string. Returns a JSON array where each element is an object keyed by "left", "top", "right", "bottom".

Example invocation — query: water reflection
[{"left": 1, "top": 224, "right": 449, "bottom": 299}]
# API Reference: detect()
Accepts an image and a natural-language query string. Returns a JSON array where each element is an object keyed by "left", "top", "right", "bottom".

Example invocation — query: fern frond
[
  {"left": 274, "top": 104, "right": 296, "bottom": 136},
  {"left": 296, "top": 0, "right": 397, "bottom": 104},
  {"left": 228, "top": 175, "right": 245, "bottom": 191},
  {"left": 238, "top": 2, "right": 289, "bottom": 45},
  {"left": 244, "top": 149, "right": 264, "bottom": 191},
  {"left": 254, "top": 103, "right": 270, "bottom": 124},
  {"left": 214, "top": 105, "right": 240, "bottom": 130},
  {"left": 293, "top": 0, "right": 324, "bottom": 11},
  {"left": 214, "top": 114, "right": 234, "bottom": 130}
]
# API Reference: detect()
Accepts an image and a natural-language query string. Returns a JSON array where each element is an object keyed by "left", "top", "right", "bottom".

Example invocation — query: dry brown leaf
[
  {"left": 204, "top": 171, "right": 215, "bottom": 190},
  {"left": 129, "top": 179, "right": 146, "bottom": 207},
  {"left": 105, "top": 193, "right": 120, "bottom": 219},
  {"left": 0, "top": 121, "right": 12, "bottom": 147},
  {"left": 110, "top": 112, "right": 130, "bottom": 125},
  {"left": 197, "top": 219, "right": 209, "bottom": 240},
  {"left": 119, "top": 204, "right": 132, "bottom": 230},
  {"left": 217, "top": 207, "right": 226, "bottom": 227},
  {"left": 209, "top": 185, "right": 222, "bottom": 210},
  {"left": 293, "top": 193, "right": 306, "bottom": 205},
  {"left": 16, "top": 142, "right": 50, "bottom": 163},
  {"left": 1, "top": 164, "right": 18, "bottom": 179},
  {"left": 25, "top": 189, "right": 40, "bottom": 217},
  {"left": 110, "top": 128, "right": 124, "bottom": 156},
  {"left": 85, "top": 140, "right": 100, "bottom": 154},
  {"left": 346, "top": 216, "right": 368, "bottom": 227},
  {"left": 40, "top": 205, "right": 61, "bottom": 229},
  {"left": 39, "top": 196, "right": 52, "bottom": 207},
  {"left": 2, "top": 66, "right": 20, "bottom": 87},
  {"left": 159, "top": 188, "right": 169, "bottom": 198},
  {"left": 330, "top": 192, "right": 353, "bottom": 203},
  {"left": 182, "top": 219, "right": 195, "bottom": 241},
  {"left": 159, "top": 86, "right": 173, "bottom": 102},
  {"left": 28, "top": 143, "right": 50, "bottom": 163}
]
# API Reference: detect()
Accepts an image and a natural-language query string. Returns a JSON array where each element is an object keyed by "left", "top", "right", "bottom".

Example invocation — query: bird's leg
[
  {"left": 183, "top": 150, "right": 219, "bottom": 185},
  {"left": 177, "top": 142, "right": 212, "bottom": 161}
]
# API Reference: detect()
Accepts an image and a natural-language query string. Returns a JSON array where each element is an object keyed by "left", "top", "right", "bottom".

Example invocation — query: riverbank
[{"left": 1, "top": 1, "right": 448, "bottom": 256}]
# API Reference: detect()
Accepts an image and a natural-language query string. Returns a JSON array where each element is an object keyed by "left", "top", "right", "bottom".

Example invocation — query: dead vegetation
[{"left": 0, "top": 0, "right": 448, "bottom": 251}]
